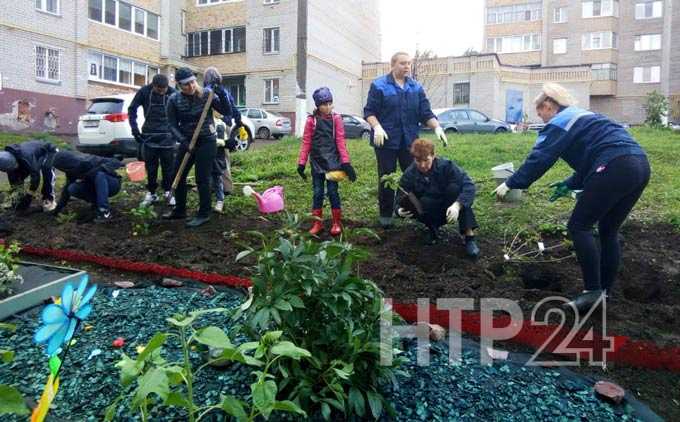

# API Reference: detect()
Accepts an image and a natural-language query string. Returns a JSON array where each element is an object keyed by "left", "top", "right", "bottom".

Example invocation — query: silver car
[{"left": 239, "top": 107, "right": 292, "bottom": 139}]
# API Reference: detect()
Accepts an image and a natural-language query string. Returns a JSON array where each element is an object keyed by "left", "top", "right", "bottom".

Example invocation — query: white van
[{"left": 77, "top": 94, "right": 141, "bottom": 158}]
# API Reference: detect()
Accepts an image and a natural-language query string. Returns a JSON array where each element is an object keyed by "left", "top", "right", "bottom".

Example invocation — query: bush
[
  {"left": 235, "top": 216, "right": 405, "bottom": 420},
  {"left": 0, "top": 242, "right": 22, "bottom": 297},
  {"left": 644, "top": 90, "right": 669, "bottom": 128}
]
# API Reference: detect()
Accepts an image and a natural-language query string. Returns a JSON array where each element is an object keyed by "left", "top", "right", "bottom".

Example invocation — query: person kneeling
[
  {"left": 50, "top": 151, "right": 123, "bottom": 223},
  {"left": 397, "top": 138, "right": 479, "bottom": 258}
]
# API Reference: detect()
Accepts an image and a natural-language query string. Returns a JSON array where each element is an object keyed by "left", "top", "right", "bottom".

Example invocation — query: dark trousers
[
  {"left": 67, "top": 171, "right": 121, "bottom": 211},
  {"left": 312, "top": 171, "right": 341, "bottom": 209},
  {"left": 399, "top": 193, "right": 478, "bottom": 234},
  {"left": 567, "top": 155, "right": 651, "bottom": 292},
  {"left": 143, "top": 145, "right": 175, "bottom": 193},
  {"left": 375, "top": 147, "right": 413, "bottom": 218},
  {"left": 173, "top": 140, "right": 217, "bottom": 217}
]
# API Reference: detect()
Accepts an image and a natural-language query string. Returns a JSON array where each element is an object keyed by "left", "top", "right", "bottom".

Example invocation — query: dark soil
[{"left": 3, "top": 203, "right": 680, "bottom": 419}]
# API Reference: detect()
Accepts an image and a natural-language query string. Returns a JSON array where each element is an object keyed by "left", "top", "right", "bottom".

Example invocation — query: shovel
[{"left": 169, "top": 90, "right": 214, "bottom": 203}]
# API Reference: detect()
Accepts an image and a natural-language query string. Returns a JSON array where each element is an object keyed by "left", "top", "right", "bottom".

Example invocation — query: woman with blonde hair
[{"left": 495, "top": 83, "right": 650, "bottom": 312}]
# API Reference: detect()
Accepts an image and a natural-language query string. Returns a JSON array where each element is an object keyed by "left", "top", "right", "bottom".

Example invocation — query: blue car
[{"left": 426, "top": 108, "right": 511, "bottom": 135}]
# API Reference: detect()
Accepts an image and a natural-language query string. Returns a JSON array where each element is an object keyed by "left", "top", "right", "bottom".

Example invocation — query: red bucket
[{"left": 126, "top": 161, "right": 146, "bottom": 182}]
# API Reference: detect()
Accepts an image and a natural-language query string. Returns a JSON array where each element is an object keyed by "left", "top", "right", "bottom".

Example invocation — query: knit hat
[
  {"left": 175, "top": 67, "right": 196, "bottom": 85},
  {"left": 203, "top": 67, "right": 222, "bottom": 87},
  {"left": 0, "top": 151, "right": 18, "bottom": 172},
  {"left": 312, "top": 87, "right": 333, "bottom": 107}
]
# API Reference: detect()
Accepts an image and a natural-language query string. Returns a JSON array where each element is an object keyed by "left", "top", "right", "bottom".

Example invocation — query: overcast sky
[{"left": 379, "top": 0, "right": 485, "bottom": 61}]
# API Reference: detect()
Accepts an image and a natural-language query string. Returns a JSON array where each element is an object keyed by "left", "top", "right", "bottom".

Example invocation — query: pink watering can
[{"left": 243, "top": 185, "right": 285, "bottom": 214}]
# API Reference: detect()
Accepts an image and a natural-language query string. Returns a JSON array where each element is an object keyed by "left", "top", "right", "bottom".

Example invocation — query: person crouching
[
  {"left": 297, "top": 87, "right": 357, "bottom": 236},
  {"left": 397, "top": 138, "right": 479, "bottom": 257}
]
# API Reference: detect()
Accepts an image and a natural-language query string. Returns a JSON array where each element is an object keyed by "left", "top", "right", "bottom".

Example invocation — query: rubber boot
[
  {"left": 330, "top": 208, "right": 343, "bottom": 236},
  {"left": 309, "top": 209, "right": 323, "bottom": 235}
]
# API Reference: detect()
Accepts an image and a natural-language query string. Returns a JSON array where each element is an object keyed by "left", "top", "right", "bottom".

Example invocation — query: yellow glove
[{"left": 238, "top": 126, "right": 248, "bottom": 139}]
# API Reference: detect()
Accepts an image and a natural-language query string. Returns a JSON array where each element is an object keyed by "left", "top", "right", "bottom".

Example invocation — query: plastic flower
[{"left": 34, "top": 275, "right": 97, "bottom": 356}]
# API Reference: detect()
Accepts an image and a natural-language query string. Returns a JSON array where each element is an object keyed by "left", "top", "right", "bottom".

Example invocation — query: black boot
[
  {"left": 465, "top": 236, "right": 480, "bottom": 259},
  {"left": 562, "top": 290, "right": 605, "bottom": 313},
  {"left": 163, "top": 210, "right": 187, "bottom": 220}
]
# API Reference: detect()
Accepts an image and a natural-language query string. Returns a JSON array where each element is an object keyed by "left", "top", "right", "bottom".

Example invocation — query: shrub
[
  {"left": 0, "top": 242, "right": 22, "bottom": 297},
  {"left": 130, "top": 205, "right": 157, "bottom": 236},
  {"left": 235, "top": 217, "right": 405, "bottom": 420},
  {"left": 644, "top": 90, "right": 669, "bottom": 128}
]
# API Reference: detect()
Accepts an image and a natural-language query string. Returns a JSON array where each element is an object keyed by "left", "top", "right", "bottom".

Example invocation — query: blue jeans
[
  {"left": 312, "top": 172, "right": 340, "bottom": 209},
  {"left": 67, "top": 171, "right": 121, "bottom": 211}
]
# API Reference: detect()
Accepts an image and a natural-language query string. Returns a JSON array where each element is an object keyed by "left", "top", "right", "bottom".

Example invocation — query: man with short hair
[{"left": 128, "top": 73, "right": 177, "bottom": 206}]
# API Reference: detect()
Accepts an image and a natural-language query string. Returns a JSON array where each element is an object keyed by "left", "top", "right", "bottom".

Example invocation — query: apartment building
[
  {"left": 0, "top": 0, "right": 379, "bottom": 135},
  {"left": 483, "top": 0, "right": 679, "bottom": 124}
]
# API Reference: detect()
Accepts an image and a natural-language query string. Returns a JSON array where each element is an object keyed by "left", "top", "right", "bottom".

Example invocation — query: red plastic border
[{"left": 9, "top": 241, "right": 680, "bottom": 372}]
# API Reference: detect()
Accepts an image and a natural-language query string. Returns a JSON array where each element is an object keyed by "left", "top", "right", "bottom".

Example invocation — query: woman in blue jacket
[
  {"left": 364, "top": 52, "right": 448, "bottom": 228},
  {"left": 495, "top": 83, "right": 650, "bottom": 312}
]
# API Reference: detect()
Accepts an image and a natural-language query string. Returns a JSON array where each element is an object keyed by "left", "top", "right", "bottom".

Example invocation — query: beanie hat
[
  {"left": 312, "top": 87, "right": 333, "bottom": 107},
  {"left": 175, "top": 67, "right": 196, "bottom": 85},
  {"left": 203, "top": 67, "right": 222, "bottom": 87}
]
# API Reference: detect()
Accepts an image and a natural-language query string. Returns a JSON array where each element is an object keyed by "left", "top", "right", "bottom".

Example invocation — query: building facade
[
  {"left": 0, "top": 0, "right": 380, "bottom": 135},
  {"left": 483, "top": 0, "right": 679, "bottom": 124}
]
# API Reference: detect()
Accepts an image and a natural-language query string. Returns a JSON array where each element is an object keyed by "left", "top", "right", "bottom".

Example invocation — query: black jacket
[
  {"left": 399, "top": 157, "right": 476, "bottom": 208},
  {"left": 166, "top": 88, "right": 232, "bottom": 145},
  {"left": 128, "top": 84, "right": 177, "bottom": 148},
  {"left": 5, "top": 141, "right": 57, "bottom": 191}
]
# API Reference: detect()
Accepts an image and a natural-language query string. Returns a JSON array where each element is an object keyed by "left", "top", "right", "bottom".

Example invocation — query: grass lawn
[
  {"left": 1, "top": 127, "right": 678, "bottom": 237},
  {"left": 228, "top": 127, "right": 680, "bottom": 236}
]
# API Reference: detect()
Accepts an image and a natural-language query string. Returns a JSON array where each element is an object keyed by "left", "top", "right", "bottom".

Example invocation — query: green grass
[
  {"left": 0, "top": 132, "right": 72, "bottom": 150},
  {"left": 2, "top": 128, "right": 678, "bottom": 236},
  {"left": 229, "top": 127, "right": 680, "bottom": 236}
]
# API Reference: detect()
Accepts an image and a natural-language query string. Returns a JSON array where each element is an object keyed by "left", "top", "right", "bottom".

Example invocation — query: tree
[
  {"left": 411, "top": 49, "right": 445, "bottom": 107},
  {"left": 644, "top": 90, "right": 668, "bottom": 128}
]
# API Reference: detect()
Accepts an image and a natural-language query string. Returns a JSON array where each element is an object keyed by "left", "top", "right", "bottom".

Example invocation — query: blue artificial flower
[{"left": 34, "top": 275, "right": 97, "bottom": 356}]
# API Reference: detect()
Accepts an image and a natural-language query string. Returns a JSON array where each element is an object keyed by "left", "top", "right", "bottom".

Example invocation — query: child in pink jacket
[{"left": 297, "top": 87, "right": 357, "bottom": 236}]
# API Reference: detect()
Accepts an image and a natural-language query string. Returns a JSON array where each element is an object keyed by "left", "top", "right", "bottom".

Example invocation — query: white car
[
  {"left": 215, "top": 115, "right": 255, "bottom": 151},
  {"left": 77, "top": 94, "right": 141, "bottom": 158},
  {"left": 78, "top": 93, "right": 255, "bottom": 156}
]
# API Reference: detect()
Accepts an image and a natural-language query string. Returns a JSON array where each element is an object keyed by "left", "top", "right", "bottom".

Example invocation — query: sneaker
[
  {"left": 94, "top": 209, "right": 112, "bottom": 224},
  {"left": 141, "top": 192, "right": 158, "bottom": 206},
  {"left": 214, "top": 201, "right": 224, "bottom": 213},
  {"left": 186, "top": 215, "right": 210, "bottom": 228},
  {"left": 164, "top": 191, "right": 176, "bottom": 206}
]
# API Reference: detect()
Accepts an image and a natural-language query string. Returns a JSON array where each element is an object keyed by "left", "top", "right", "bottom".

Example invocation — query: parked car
[
  {"left": 341, "top": 114, "right": 371, "bottom": 140},
  {"left": 77, "top": 94, "right": 140, "bottom": 158},
  {"left": 215, "top": 114, "right": 255, "bottom": 152},
  {"left": 238, "top": 107, "right": 292, "bottom": 139},
  {"left": 427, "top": 108, "right": 511, "bottom": 134}
]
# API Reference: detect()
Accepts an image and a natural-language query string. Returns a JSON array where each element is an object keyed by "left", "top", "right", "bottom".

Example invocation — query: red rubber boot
[
  {"left": 330, "top": 208, "right": 343, "bottom": 236},
  {"left": 309, "top": 209, "right": 324, "bottom": 235}
]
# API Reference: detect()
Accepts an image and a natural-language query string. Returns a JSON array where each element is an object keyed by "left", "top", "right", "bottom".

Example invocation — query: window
[
  {"left": 582, "top": 0, "right": 619, "bottom": 18},
  {"left": 90, "top": 0, "right": 159, "bottom": 40},
  {"left": 453, "top": 110, "right": 469, "bottom": 121},
  {"left": 453, "top": 82, "right": 470, "bottom": 104},
  {"left": 88, "top": 51, "right": 158, "bottom": 87},
  {"left": 197, "top": 0, "right": 239, "bottom": 5},
  {"left": 118, "top": 59, "right": 132, "bottom": 84},
  {"left": 635, "top": 1, "right": 662, "bottom": 19},
  {"left": 264, "top": 79, "right": 279, "bottom": 103},
  {"left": 582, "top": 32, "right": 617, "bottom": 50},
  {"left": 554, "top": 7, "right": 568, "bottom": 23},
  {"left": 118, "top": 2, "right": 131, "bottom": 31},
  {"left": 486, "top": 2, "right": 541, "bottom": 24},
  {"left": 227, "top": 81, "right": 245, "bottom": 105},
  {"left": 185, "top": 27, "right": 246, "bottom": 57},
  {"left": 263, "top": 27, "right": 279, "bottom": 54},
  {"left": 147, "top": 13, "right": 159, "bottom": 40},
  {"left": 233, "top": 27, "right": 246, "bottom": 52},
  {"left": 263, "top": 0, "right": 280, "bottom": 4},
  {"left": 553, "top": 38, "right": 568, "bottom": 54},
  {"left": 35, "top": 45, "right": 60, "bottom": 82},
  {"left": 634, "top": 34, "right": 661, "bottom": 51},
  {"left": 468, "top": 110, "right": 488, "bottom": 123},
  {"left": 210, "top": 30, "right": 222, "bottom": 55},
  {"left": 35, "top": 0, "right": 59, "bottom": 14},
  {"left": 200, "top": 31, "right": 209, "bottom": 56},
  {"left": 104, "top": 0, "right": 115, "bottom": 25},
  {"left": 487, "top": 33, "right": 541, "bottom": 53},
  {"left": 247, "top": 109, "right": 263, "bottom": 119},
  {"left": 134, "top": 8, "right": 145, "bottom": 35},
  {"left": 88, "top": 0, "right": 102, "bottom": 21},
  {"left": 591, "top": 63, "right": 617, "bottom": 80},
  {"left": 634, "top": 66, "right": 661, "bottom": 83}
]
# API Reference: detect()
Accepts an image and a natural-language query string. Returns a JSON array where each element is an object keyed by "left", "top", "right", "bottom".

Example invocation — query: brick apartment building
[{"left": 0, "top": 0, "right": 379, "bottom": 135}]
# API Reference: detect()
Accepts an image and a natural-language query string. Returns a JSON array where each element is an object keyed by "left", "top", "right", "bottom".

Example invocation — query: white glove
[
  {"left": 446, "top": 202, "right": 461, "bottom": 224},
  {"left": 216, "top": 138, "right": 226, "bottom": 147},
  {"left": 494, "top": 182, "right": 510, "bottom": 199},
  {"left": 373, "top": 124, "right": 388, "bottom": 147},
  {"left": 434, "top": 126, "right": 448, "bottom": 147},
  {"left": 42, "top": 199, "right": 57, "bottom": 212},
  {"left": 397, "top": 207, "right": 413, "bottom": 219}
]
